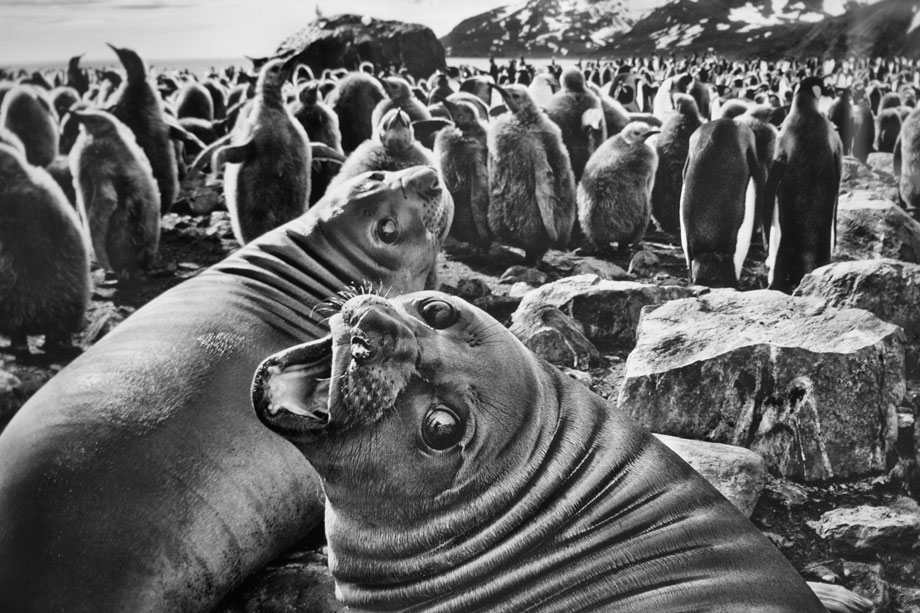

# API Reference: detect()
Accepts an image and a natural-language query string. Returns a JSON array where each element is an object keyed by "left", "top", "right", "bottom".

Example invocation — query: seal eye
[
  {"left": 377, "top": 218, "right": 399, "bottom": 244},
  {"left": 421, "top": 406, "right": 464, "bottom": 451},
  {"left": 419, "top": 299, "right": 457, "bottom": 329}
]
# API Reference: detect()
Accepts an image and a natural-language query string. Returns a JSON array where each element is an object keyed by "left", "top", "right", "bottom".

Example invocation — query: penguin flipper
[
  {"left": 763, "top": 153, "right": 786, "bottom": 248},
  {"left": 310, "top": 142, "right": 347, "bottom": 163},
  {"left": 469, "top": 152, "right": 491, "bottom": 246},
  {"left": 533, "top": 150, "right": 560, "bottom": 245},
  {"left": 893, "top": 134, "right": 902, "bottom": 180},
  {"left": 86, "top": 181, "right": 119, "bottom": 271},
  {"left": 215, "top": 138, "right": 254, "bottom": 168}
]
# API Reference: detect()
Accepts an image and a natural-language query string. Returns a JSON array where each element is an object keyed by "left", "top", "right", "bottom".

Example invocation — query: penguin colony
[{"left": 0, "top": 46, "right": 916, "bottom": 355}]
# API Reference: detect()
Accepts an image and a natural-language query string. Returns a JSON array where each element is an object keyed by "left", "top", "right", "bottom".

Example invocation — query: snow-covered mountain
[{"left": 442, "top": 0, "right": 919, "bottom": 59}]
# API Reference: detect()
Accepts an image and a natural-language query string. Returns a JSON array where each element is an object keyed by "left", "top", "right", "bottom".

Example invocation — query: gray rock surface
[
  {"left": 796, "top": 258, "right": 920, "bottom": 375},
  {"left": 618, "top": 289, "right": 904, "bottom": 482},
  {"left": 655, "top": 434, "right": 766, "bottom": 517},
  {"left": 808, "top": 498, "right": 920, "bottom": 554},
  {"left": 509, "top": 305, "right": 599, "bottom": 369},
  {"left": 511, "top": 274, "right": 695, "bottom": 349},
  {"left": 834, "top": 191, "right": 920, "bottom": 263}
]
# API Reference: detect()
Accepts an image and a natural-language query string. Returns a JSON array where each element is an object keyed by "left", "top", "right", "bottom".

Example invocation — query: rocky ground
[{"left": 1, "top": 153, "right": 918, "bottom": 611}]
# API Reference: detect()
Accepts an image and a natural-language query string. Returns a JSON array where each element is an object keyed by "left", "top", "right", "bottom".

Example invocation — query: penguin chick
[
  {"left": 215, "top": 59, "right": 311, "bottom": 245},
  {"left": 289, "top": 80, "right": 343, "bottom": 154},
  {"left": 435, "top": 98, "right": 490, "bottom": 250},
  {"left": 650, "top": 93, "right": 703, "bottom": 234},
  {"left": 175, "top": 81, "right": 215, "bottom": 121},
  {"left": 0, "top": 143, "right": 90, "bottom": 350},
  {"left": 106, "top": 43, "right": 178, "bottom": 214},
  {"left": 330, "top": 108, "right": 434, "bottom": 188},
  {"left": 0, "top": 84, "right": 59, "bottom": 167},
  {"left": 577, "top": 121, "right": 659, "bottom": 254},
  {"left": 545, "top": 67, "right": 606, "bottom": 182},
  {"left": 69, "top": 109, "right": 160, "bottom": 278},
  {"left": 326, "top": 71, "right": 386, "bottom": 153},
  {"left": 372, "top": 76, "right": 432, "bottom": 129},
  {"left": 488, "top": 83, "right": 577, "bottom": 264}
]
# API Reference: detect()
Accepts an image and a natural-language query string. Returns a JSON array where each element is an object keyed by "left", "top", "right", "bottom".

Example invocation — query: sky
[{"left": 0, "top": 0, "right": 522, "bottom": 66}]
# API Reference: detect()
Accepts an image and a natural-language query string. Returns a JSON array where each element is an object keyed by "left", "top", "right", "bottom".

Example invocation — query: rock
[
  {"left": 763, "top": 479, "right": 809, "bottom": 509},
  {"left": 471, "top": 294, "right": 522, "bottom": 326},
  {"left": 509, "top": 305, "right": 599, "bottom": 369},
  {"left": 273, "top": 14, "right": 446, "bottom": 80},
  {"left": 654, "top": 434, "right": 767, "bottom": 517},
  {"left": 0, "top": 369, "right": 24, "bottom": 427},
  {"left": 805, "top": 582, "right": 875, "bottom": 613},
  {"left": 796, "top": 258, "right": 920, "bottom": 375},
  {"left": 508, "top": 282, "right": 536, "bottom": 298},
  {"left": 866, "top": 152, "right": 896, "bottom": 178},
  {"left": 618, "top": 289, "right": 904, "bottom": 482},
  {"left": 834, "top": 191, "right": 920, "bottom": 264},
  {"left": 218, "top": 550, "right": 341, "bottom": 612},
  {"left": 572, "top": 258, "right": 632, "bottom": 280},
  {"left": 455, "top": 277, "right": 491, "bottom": 300},
  {"left": 511, "top": 274, "right": 695, "bottom": 349},
  {"left": 499, "top": 265, "right": 548, "bottom": 285},
  {"left": 627, "top": 250, "right": 660, "bottom": 277},
  {"left": 809, "top": 498, "right": 920, "bottom": 554}
]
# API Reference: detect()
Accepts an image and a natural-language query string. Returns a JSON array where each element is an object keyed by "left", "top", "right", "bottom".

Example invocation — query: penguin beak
[
  {"left": 106, "top": 42, "right": 122, "bottom": 57},
  {"left": 488, "top": 82, "right": 513, "bottom": 108},
  {"left": 643, "top": 129, "right": 660, "bottom": 140}
]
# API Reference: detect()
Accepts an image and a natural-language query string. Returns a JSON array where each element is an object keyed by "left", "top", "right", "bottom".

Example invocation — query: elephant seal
[
  {"left": 252, "top": 291, "right": 826, "bottom": 612},
  {"left": 0, "top": 166, "right": 453, "bottom": 613}
]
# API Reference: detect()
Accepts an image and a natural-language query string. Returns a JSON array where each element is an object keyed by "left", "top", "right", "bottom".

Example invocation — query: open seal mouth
[
  {"left": 251, "top": 335, "right": 336, "bottom": 439},
  {"left": 252, "top": 299, "right": 420, "bottom": 438}
]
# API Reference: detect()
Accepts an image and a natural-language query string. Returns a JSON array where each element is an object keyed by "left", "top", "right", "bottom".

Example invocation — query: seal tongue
[{"left": 265, "top": 364, "right": 330, "bottom": 424}]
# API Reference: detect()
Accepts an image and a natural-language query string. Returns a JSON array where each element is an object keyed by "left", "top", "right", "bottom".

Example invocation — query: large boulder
[
  {"left": 510, "top": 274, "right": 696, "bottom": 349},
  {"left": 796, "top": 258, "right": 920, "bottom": 375},
  {"left": 834, "top": 190, "right": 920, "bottom": 263},
  {"left": 655, "top": 434, "right": 767, "bottom": 517},
  {"left": 274, "top": 14, "right": 446, "bottom": 79},
  {"left": 808, "top": 498, "right": 920, "bottom": 554},
  {"left": 618, "top": 289, "right": 904, "bottom": 482}
]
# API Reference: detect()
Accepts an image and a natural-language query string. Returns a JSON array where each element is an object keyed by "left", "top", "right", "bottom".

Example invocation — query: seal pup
[
  {"left": 544, "top": 67, "right": 606, "bottom": 182},
  {"left": 435, "top": 97, "right": 491, "bottom": 251},
  {"left": 896, "top": 105, "right": 920, "bottom": 210},
  {"left": 289, "top": 80, "right": 343, "bottom": 154},
  {"left": 326, "top": 71, "right": 386, "bottom": 153},
  {"left": 765, "top": 76, "right": 843, "bottom": 293},
  {"left": 69, "top": 108, "right": 160, "bottom": 278},
  {"left": 106, "top": 43, "right": 178, "bottom": 214},
  {"left": 215, "top": 59, "right": 311, "bottom": 245},
  {"left": 371, "top": 75, "right": 432, "bottom": 129},
  {"left": 0, "top": 143, "right": 90, "bottom": 351},
  {"left": 329, "top": 108, "right": 434, "bottom": 189},
  {"left": 488, "top": 83, "right": 576, "bottom": 264},
  {"left": 680, "top": 118, "right": 762, "bottom": 288},
  {"left": 577, "top": 121, "right": 659, "bottom": 254},
  {"left": 0, "top": 166, "right": 453, "bottom": 613},
  {"left": 650, "top": 93, "right": 703, "bottom": 234},
  {"left": 0, "top": 84, "right": 59, "bottom": 167},
  {"left": 252, "top": 290, "right": 827, "bottom": 613}
]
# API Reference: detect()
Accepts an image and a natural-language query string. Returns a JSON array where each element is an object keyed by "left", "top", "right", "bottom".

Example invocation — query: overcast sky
[{"left": 0, "top": 0, "right": 526, "bottom": 65}]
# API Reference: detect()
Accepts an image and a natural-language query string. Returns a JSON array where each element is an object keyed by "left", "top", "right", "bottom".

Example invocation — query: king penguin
[
  {"left": 326, "top": 71, "right": 385, "bottom": 153},
  {"left": 487, "top": 83, "right": 577, "bottom": 264},
  {"left": 544, "top": 67, "right": 607, "bottom": 182},
  {"left": 680, "top": 118, "right": 762, "bottom": 288},
  {"left": 765, "top": 76, "right": 843, "bottom": 293},
  {"left": 650, "top": 93, "right": 703, "bottom": 234}
]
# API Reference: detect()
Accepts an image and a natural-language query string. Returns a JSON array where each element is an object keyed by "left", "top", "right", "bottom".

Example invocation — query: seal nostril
[{"left": 351, "top": 335, "right": 375, "bottom": 361}]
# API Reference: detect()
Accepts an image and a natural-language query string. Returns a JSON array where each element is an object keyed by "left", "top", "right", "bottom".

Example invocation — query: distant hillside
[
  {"left": 441, "top": 0, "right": 634, "bottom": 57},
  {"left": 442, "top": 0, "right": 920, "bottom": 59}
]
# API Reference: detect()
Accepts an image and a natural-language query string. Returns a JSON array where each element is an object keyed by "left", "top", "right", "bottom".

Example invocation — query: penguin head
[
  {"left": 379, "top": 77, "right": 413, "bottom": 101},
  {"left": 489, "top": 83, "right": 534, "bottom": 114},
  {"left": 72, "top": 108, "right": 121, "bottom": 137},
  {"left": 298, "top": 81, "right": 320, "bottom": 106},
  {"left": 441, "top": 98, "right": 477, "bottom": 128},
  {"left": 561, "top": 67, "right": 586, "bottom": 93},
  {"left": 619, "top": 121, "right": 659, "bottom": 145},
  {"left": 795, "top": 76, "right": 828, "bottom": 101},
  {"left": 258, "top": 59, "right": 288, "bottom": 93},
  {"left": 107, "top": 43, "right": 147, "bottom": 84},
  {"left": 378, "top": 108, "right": 414, "bottom": 151}
]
